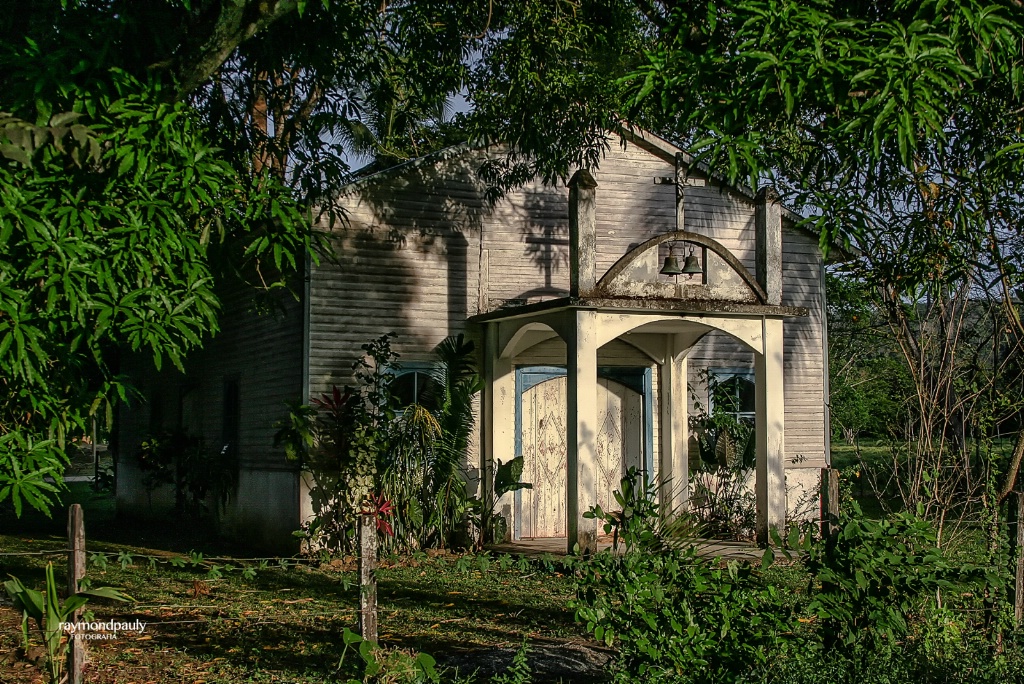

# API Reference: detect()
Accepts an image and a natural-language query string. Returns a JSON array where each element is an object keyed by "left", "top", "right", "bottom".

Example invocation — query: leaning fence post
[
  {"left": 67, "top": 503, "right": 86, "bottom": 684},
  {"left": 1010, "top": 491, "right": 1024, "bottom": 628},
  {"left": 358, "top": 512, "right": 378, "bottom": 643}
]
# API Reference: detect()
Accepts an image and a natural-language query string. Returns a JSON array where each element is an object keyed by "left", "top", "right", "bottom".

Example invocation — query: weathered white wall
[
  {"left": 685, "top": 224, "right": 827, "bottom": 470},
  {"left": 116, "top": 280, "right": 304, "bottom": 553}
]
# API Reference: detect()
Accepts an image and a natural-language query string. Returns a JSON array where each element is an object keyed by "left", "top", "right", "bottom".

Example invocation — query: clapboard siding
[
  {"left": 591, "top": 145, "right": 675, "bottom": 276},
  {"left": 684, "top": 186, "right": 757, "bottom": 273},
  {"left": 309, "top": 228, "right": 480, "bottom": 393},
  {"left": 482, "top": 180, "right": 572, "bottom": 304},
  {"left": 478, "top": 140, "right": 768, "bottom": 306},
  {"left": 309, "top": 151, "right": 487, "bottom": 395},
  {"left": 310, "top": 139, "right": 828, "bottom": 470},
  {"left": 780, "top": 226, "right": 827, "bottom": 467},
  {"left": 118, "top": 282, "right": 304, "bottom": 471}
]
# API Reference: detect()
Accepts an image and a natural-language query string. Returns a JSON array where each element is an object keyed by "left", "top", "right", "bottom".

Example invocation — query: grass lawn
[
  {"left": 829, "top": 437, "right": 1020, "bottom": 522},
  {"left": 829, "top": 439, "right": 890, "bottom": 473},
  {"left": 0, "top": 490, "right": 587, "bottom": 683}
]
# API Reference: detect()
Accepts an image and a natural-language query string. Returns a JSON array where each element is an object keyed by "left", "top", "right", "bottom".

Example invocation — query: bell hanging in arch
[
  {"left": 681, "top": 246, "right": 703, "bottom": 275},
  {"left": 659, "top": 246, "right": 683, "bottom": 276}
]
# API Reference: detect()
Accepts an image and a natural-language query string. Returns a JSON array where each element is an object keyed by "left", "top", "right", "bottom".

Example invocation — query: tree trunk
[
  {"left": 999, "top": 427, "right": 1024, "bottom": 505},
  {"left": 1009, "top": 492, "right": 1024, "bottom": 628}
]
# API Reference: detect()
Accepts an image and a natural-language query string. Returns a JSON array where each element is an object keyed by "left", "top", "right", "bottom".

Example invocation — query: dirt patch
[{"left": 437, "top": 641, "right": 615, "bottom": 683}]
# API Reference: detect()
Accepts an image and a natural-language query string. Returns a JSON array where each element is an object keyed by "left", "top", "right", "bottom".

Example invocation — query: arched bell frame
[{"left": 595, "top": 230, "right": 769, "bottom": 304}]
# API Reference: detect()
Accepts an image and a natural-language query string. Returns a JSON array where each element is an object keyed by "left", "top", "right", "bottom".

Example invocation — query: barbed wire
[
  {"left": 1, "top": 540, "right": 594, "bottom": 586},
  {"left": 0, "top": 549, "right": 68, "bottom": 556},
  {"left": 0, "top": 545, "right": 325, "bottom": 581},
  {"left": 0, "top": 545, "right": 551, "bottom": 583}
]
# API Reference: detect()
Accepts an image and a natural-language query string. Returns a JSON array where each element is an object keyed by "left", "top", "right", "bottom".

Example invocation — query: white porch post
[
  {"left": 755, "top": 317, "right": 786, "bottom": 545},
  {"left": 481, "top": 323, "right": 515, "bottom": 534},
  {"left": 567, "top": 309, "right": 600, "bottom": 554},
  {"left": 658, "top": 335, "right": 689, "bottom": 515}
]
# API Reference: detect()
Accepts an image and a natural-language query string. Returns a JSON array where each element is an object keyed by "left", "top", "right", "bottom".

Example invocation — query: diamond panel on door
[
  {"left": 518, "top": 376, "right": 642, "bottom": 539},
  {"left": 520, "top": 377, "right": 568, "bottom": 538}
]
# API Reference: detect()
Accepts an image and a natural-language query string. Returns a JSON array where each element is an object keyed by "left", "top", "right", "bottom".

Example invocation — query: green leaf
[
  {"left": 494, "top": 456, "right": 530, "bottom": 498},
  {"left": 760, "top": 547, "right": 774, "bottom": 570},
  {"left": 78, "top": 586, "right": 133, "bottom": 602}
]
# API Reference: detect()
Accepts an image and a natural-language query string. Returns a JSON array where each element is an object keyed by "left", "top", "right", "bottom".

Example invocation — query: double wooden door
[{"left": 516, "top": 372, "right": 644, "bottom": 539}]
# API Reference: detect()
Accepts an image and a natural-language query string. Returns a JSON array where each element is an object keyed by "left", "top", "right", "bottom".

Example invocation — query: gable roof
[
  {"left": 616, "top": 127, "right": 856, "bottom": 260},
  {"left": 344, "top": 141, "right": 476, "bottom": 192},
  {"left": 344, "top": 129, "right": 856, "bottom": 260}
]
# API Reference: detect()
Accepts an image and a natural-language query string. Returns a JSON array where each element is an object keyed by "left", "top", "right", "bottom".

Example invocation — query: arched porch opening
[{"left": 478, "top": 304, "right": 789, "bottom": 551}]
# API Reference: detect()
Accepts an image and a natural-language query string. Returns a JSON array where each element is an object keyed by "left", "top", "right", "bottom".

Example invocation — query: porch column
[
  {"left": 481, "top": 323, "right": 515, "bottom": 521},
  {"left": 658, "top": 335, "right": 689, "bottom": 515},
  {"left": 568, "top": 169, "right": 598, "bottom": 297},
  {"left": 755, "top": 317, "right": 786, "bottom": 545},
  {"left": 567, "top": 309, "right": 600, "bottom": 554},
  {"left": 755, "top": 187, "right": 783, "bottom": 305}
]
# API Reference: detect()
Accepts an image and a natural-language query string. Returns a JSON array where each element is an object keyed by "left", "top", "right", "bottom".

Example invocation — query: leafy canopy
[
  {"left": 3, "top": 0, "right": 1023, "bottom": 515},
  {"left": 0, "top": 7, "right": 315, "bottom": 514}
]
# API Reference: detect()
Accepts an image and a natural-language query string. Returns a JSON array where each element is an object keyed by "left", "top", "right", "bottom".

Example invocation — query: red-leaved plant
[{"left": 362, "top": 491, "right": 395, "bottom": 537}]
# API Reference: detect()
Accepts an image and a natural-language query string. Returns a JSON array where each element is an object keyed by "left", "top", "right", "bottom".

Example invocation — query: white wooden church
[{"left": 116, "top": 130, "right": 836, "bottom": 552}]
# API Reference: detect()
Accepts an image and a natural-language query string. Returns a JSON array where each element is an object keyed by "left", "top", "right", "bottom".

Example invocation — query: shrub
[
  {"left": 572, "top": 480, "right": 1004, "bottom": 682},
  {"left": 573, "top": 473, "right": 798, "bottom": 683},
  {"left": 755, "top": 639, "right": 1024, "bottom": 684},
  {"left": 275, "top": 333, "right": 481, "bottom": 554},
  {"left": 4, "top": 563, "right": 132, "bottom": 684},
  {"left": 801, "top": 502, "right": 965, "bottom": 651},
  {"left": 572, "top": 544, "right": 799, "bottom": 683},
  {"left": 688, "top": 464, "right": 756, "bottom": 541}
]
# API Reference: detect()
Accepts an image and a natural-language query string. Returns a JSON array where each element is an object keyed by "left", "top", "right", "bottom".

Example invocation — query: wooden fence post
[
  {"left": 819, "top": 468, "right": 839, "bottom": 540},
  {"left": 818, "top": 468, "right": 841, "bottom": 650},
  {"left": 358, "top": 513, "right": 378, "bottom": 643},
  {"left": 67, "top": 504, "right": 85, "bottom": 684},
  {"left": 1010, "top": 491, "right": 1024, "bottom": 628}
]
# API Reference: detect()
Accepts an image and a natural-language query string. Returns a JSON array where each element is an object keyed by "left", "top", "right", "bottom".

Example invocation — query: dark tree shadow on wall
[
  {"left": 316, "top": 148, "right": 491, "bottom": 373},
  {"left": 515, "top": 183, "right": 570, "bottom": 302},
  {"left": 350, "top": 147, "right": 489, "bottom": 243},
  {"left": 341, "top": 148, "right": 577, "bottom": 322},
  {"left": 446, "top": 230, "right": 469, "bottom": 334}
]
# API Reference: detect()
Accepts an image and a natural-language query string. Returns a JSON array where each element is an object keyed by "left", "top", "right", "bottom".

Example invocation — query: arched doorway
[{"left": 514, "top": 367, "right": 650, "bottom": 539}]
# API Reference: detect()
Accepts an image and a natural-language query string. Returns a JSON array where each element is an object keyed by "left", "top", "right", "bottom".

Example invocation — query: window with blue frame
[
  {"left": 708, "top": 368, "right": 755, "bottom": 423},
  {"left": 390, "top": 365, "right": 437, "bottom": 409}
]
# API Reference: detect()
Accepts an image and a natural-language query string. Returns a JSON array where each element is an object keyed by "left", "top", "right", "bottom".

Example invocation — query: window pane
[
  {"left": 736, "top": 377, "right": 755, "bottom": 414},
  {"left": 712, "top": 373, "right": 755, "bottom": 416},
  {"left": 391, "top": 373, "right": 417, "bottom": 407},
  {"left": 715, "top": 377, "right": 742, "bottom": 414},
  {"left": 415, "top": 373, "right": 437, "bottom": 405}
]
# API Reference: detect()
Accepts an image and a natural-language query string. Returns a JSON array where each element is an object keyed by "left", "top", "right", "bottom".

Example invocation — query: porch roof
[{"left": 468, "top": 296, "right": 809, "bottom": 324}]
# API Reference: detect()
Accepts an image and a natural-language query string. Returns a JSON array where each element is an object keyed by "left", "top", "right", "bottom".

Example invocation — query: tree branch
[{"left": 171, "top": 1, "right": 300, "bottom": 99}]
